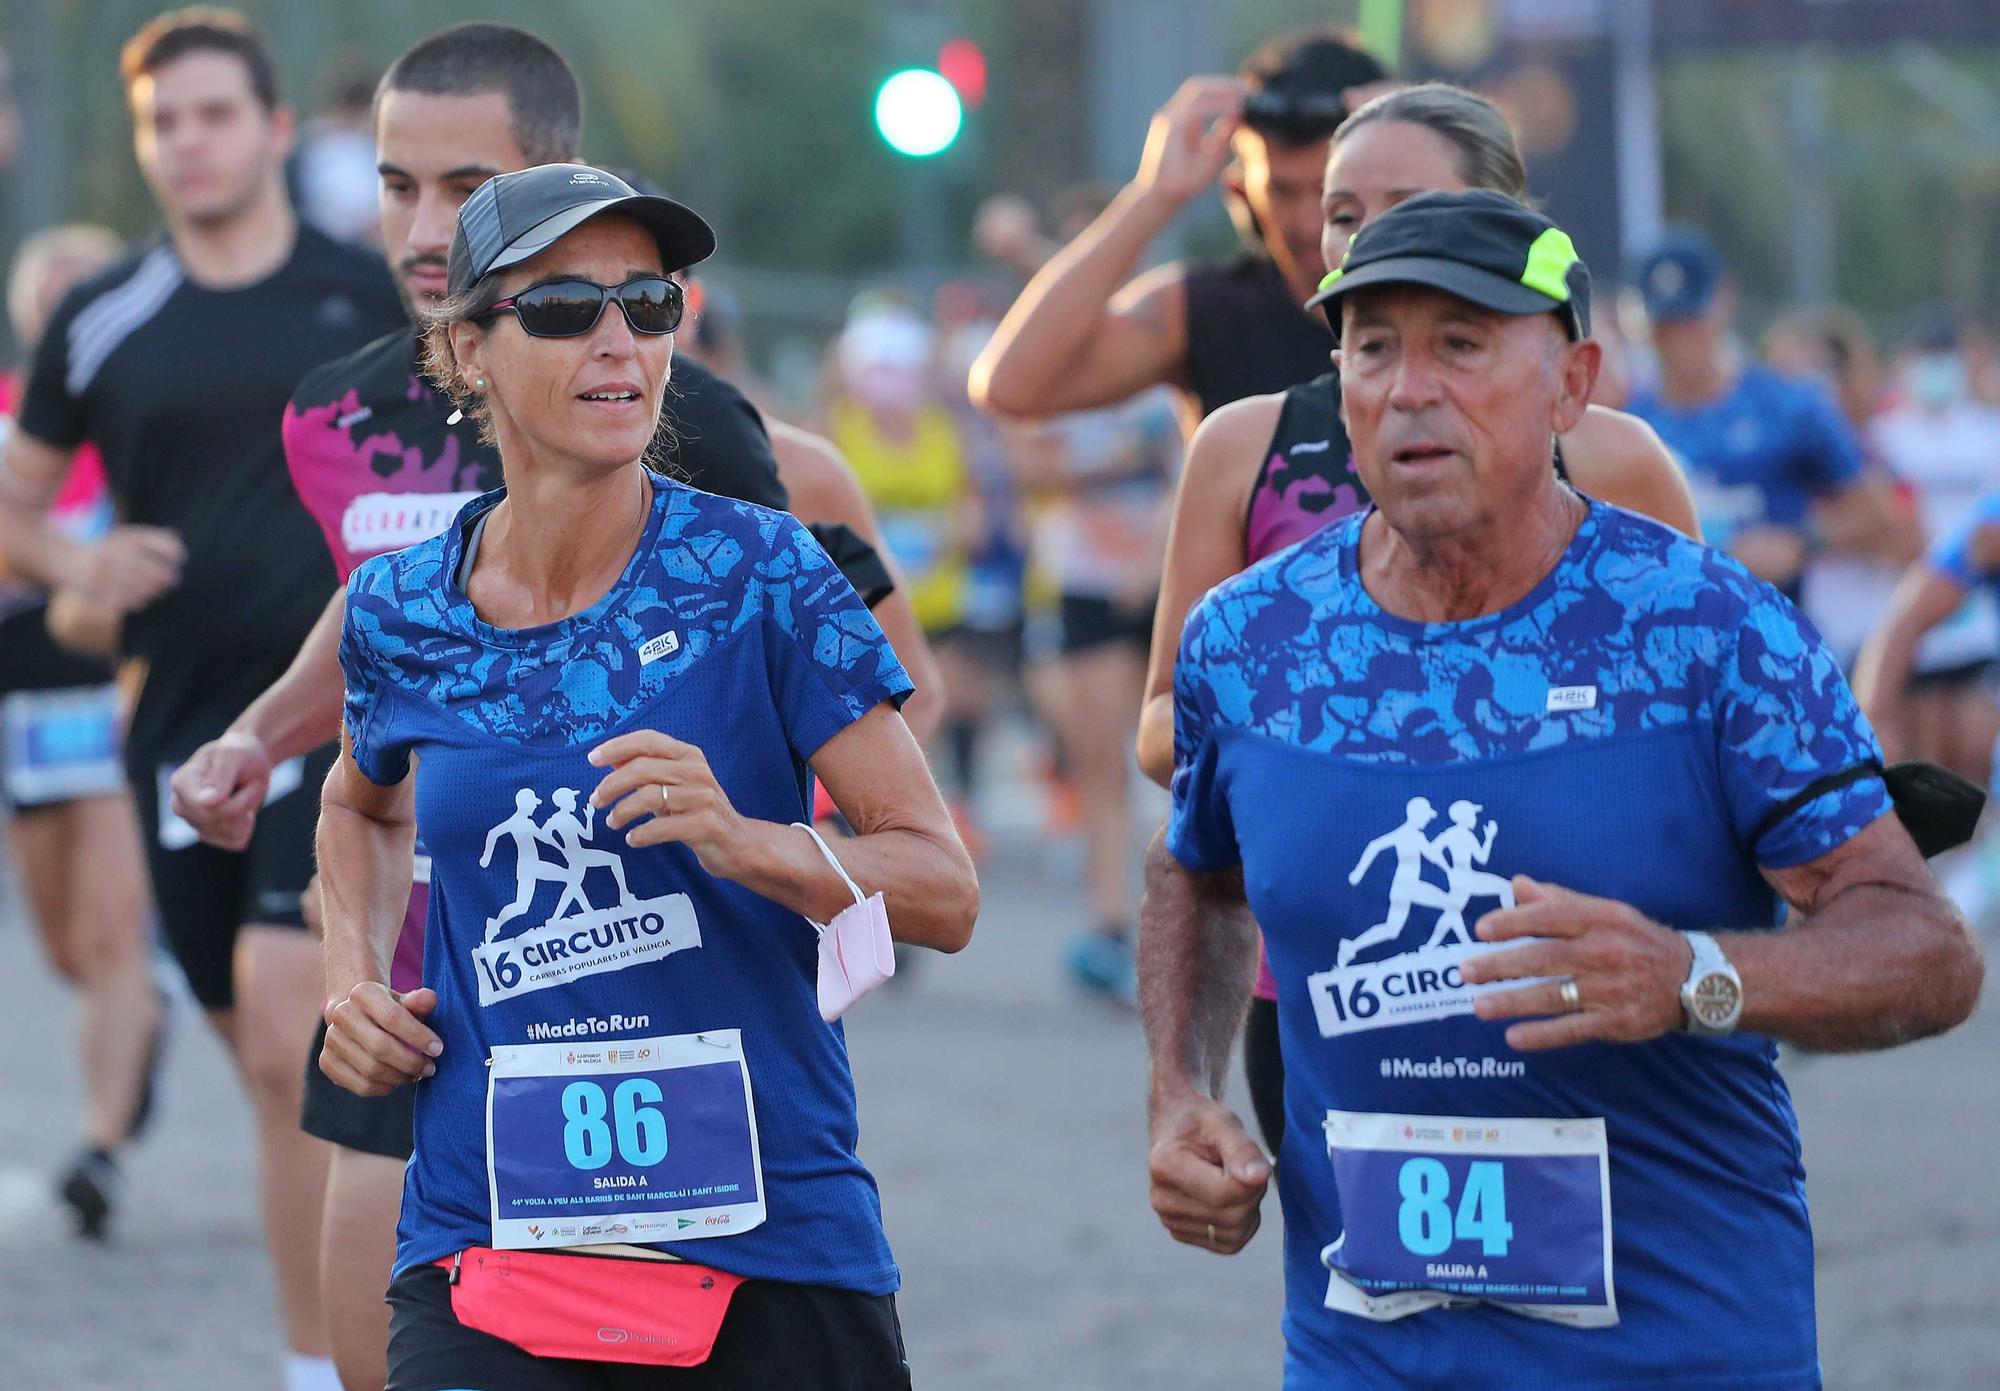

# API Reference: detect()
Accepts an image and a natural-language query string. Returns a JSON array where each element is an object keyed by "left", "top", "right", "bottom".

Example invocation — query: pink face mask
[{"left": 793, "top": 823, "right": 895, "bottom": 1022}]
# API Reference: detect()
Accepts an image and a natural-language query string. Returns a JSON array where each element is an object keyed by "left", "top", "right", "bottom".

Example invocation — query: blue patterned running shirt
[
  {"left": 341, "top": 474, "right": 913, "bottom": 1291},
  {"left": 1626, "top": 364, "right": 1862, "bottom": 554},
  {"left": 1168, "top": 499, "right": 1888, "bottom": 1390},
  {"left": 1928, "top": 488, "right": 2000, "bottom": 595}
]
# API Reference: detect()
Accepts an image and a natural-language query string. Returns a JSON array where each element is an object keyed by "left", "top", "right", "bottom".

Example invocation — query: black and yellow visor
[{"left": 1306, "top": 189, "right": 1591, "bottom": 341}]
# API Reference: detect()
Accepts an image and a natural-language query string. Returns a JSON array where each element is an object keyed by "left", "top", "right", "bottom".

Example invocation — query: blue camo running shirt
[
  {"left": 1168, "top": 499, "right": 1888, "bottom": 1390},
  {"left": 1627, "top": 363, "right": 1862, "bottom": 554},
  {"left": 341, "top": 474, "right": 913, "bottom": 1291},
  {"left": 1929, "top": 488, "right": 2000, "bottom": 594}
]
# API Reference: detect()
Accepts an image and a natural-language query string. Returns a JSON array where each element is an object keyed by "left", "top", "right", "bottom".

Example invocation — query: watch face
[{"left": 1690, "top": 972, "right": 1742, "bottom": 1029}]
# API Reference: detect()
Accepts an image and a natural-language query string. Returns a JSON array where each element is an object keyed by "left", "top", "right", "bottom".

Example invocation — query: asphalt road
[{"left": 0, "top": 822, "right": 1994, "bottom": 1390}]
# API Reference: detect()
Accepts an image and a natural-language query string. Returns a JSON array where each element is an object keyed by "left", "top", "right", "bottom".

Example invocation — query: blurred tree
[
  {"left": 1659, "top": 49, "right": 2000, "bottom": 337},
  {"left": 1226, "top": 0, "right": 1365, "bottom": 57},
  {"left": 2, "top": 0, "right": 1992, "bottom": 362},
  {"left": 987, "top": 0, "right": 1089, "bottom": 211}
]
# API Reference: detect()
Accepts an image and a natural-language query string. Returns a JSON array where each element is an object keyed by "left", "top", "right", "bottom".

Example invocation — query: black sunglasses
[
  {"left": 1241, "top": 90, "right": 1349, "bottom": 141},
  {"left": 479, "top": 276, "right": 685, "bottom": 339}
]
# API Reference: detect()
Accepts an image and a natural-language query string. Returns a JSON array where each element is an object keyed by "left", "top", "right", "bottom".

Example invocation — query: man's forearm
[
  {"left": 1138, "top": 829, "right": 1260, "bottom": 1111},
  {"left": 1723, "top": 883, "right": 1982, "bottom": 1051},
  {"left": 234, "top": 590, "right": 346, "bottom": 758},
  {"left": 0, "top": 499, "right": 83, "bottom": 590},
  {"left": 972, "top": 184, "right": 1178, "bottom": 411}
]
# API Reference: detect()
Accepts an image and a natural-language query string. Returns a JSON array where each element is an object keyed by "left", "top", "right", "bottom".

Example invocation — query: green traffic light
[{"left": 874, "top": 68, "right": 963, "bottom": 157}]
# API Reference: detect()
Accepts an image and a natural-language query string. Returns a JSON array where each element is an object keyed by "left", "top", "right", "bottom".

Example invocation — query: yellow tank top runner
[{"left": 831, "top": 398, "right": 969, "bottom": 633}]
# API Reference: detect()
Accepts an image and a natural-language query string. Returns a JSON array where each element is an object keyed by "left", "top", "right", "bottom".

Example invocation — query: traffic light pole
[{"left": 899, "top": 158, "right": 949, "bottom": 278}]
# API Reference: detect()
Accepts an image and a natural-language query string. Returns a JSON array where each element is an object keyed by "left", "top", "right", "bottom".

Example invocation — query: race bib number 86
[{"left": 486, "top": 1030, "right": 766, "bottom": 1251}]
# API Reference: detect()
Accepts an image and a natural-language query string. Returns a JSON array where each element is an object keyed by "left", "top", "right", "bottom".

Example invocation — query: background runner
[
  {"left": 0, "top": 15, "right": 403, "bottom": 1388},
  {"left": 0, "top": 223, "right": 164, "bottom": 1242}
]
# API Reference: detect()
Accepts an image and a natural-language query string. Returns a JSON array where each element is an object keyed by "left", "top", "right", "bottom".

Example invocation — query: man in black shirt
[
  {"left": 970, "top": 28, "right": 1388, "bottom": 431},
  {"left": 0, "top": 13, "right": 401, "bottom": 1389}
]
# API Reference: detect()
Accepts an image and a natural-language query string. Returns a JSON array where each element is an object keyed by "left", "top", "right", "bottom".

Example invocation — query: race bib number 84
[{"left": 1321, "top": 1109, "right": 1616, "bottom": 1328}]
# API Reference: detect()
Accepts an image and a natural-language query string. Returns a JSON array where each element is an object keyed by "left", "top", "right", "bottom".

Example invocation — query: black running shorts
[
  {"left": 129, "top": 740, "right": 337, "bottom": 1010},
  {"left": 1055, "top": 592, "right": 1155, "bottom": 658},
  {"left": 301, "top": 1017, "right": 417, "bottom": 1159}
]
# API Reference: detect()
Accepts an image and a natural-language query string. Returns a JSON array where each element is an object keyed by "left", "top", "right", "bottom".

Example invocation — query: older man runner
[{"left": 1140, "top": 190, "right": 1982, "bottom": 1389}]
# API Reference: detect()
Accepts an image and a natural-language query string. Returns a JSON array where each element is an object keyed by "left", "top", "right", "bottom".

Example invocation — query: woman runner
[{"left": 317, "top": 164, "right": 976, "bottom": 1390}]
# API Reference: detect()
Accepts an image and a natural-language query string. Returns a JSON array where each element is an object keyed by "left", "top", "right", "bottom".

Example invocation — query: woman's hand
[
  {"left": 320, "top": 982, "right": 441, "bottom": 1097},
  {"left": 589, "top": 708, "right": 977, "bottom": 951},
  {"left": 588, "top": 730, "right": 752, "bottom": 881}
]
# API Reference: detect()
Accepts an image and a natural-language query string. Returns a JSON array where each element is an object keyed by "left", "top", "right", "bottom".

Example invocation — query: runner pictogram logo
[
  {"left": 1342, "top": 797, "right": 1515, "bottom": 966},
  {"left": 1305, "top": 797, "right": 1537, "bottom": 1041},
  {"left": 469, "top": 785, "right": 701, "bottom": 1006},
  {"left": 480, "top": 787, "right": 637, "bottom": 942}
]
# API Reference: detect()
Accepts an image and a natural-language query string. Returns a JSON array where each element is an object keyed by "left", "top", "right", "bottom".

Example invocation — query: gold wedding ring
[
  {"left": 1558, "top": 977, "right": 1581, "bottom": 1014},
  {"left": 659, "top": 784, "right": 671, "bottom": 812},
  {"left": 1206, "top": 1222, "right": 1217, "bottom": 1244}
]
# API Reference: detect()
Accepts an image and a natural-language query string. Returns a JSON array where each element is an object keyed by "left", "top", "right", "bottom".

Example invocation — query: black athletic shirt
[
  {"left": 17, "top": 227, "right": 403, "bottom": 760},
  {"left": 1246, "top": 372, "right": 1571, "bottom": 563},
  {"left": 1182, "top": 252, "right": 1334, "bottom": 420},
  {"left": 658, "top": 360, "right": 789, "bottom": 508}
]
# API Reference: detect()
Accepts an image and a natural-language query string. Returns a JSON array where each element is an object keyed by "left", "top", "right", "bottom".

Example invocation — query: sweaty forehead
[
  {"left": 1342, "top": 284, "right": 1569, "bottom": 354},
  {"left": 1324, "top": 121, "right": 1466, "bottom": 199},
  {"left": 375, "top": 89, "right": 526, "bottom": 175}
]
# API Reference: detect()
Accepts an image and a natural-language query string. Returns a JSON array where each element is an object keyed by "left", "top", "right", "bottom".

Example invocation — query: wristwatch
[{"left": 1679, "top": 931, "right": 1743, "bottom": 1036}]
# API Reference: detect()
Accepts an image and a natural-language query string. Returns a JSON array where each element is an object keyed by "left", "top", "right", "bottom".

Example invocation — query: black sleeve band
[
  {"left": 1884, "top": 759, "right": 1988, "bottom": 859},
  {"left": 1749, "top": 758, "right": 1988, "bottom": 860},
  {"left": 1748, "top": 760, "right": 1884, "bottom": 852}
]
